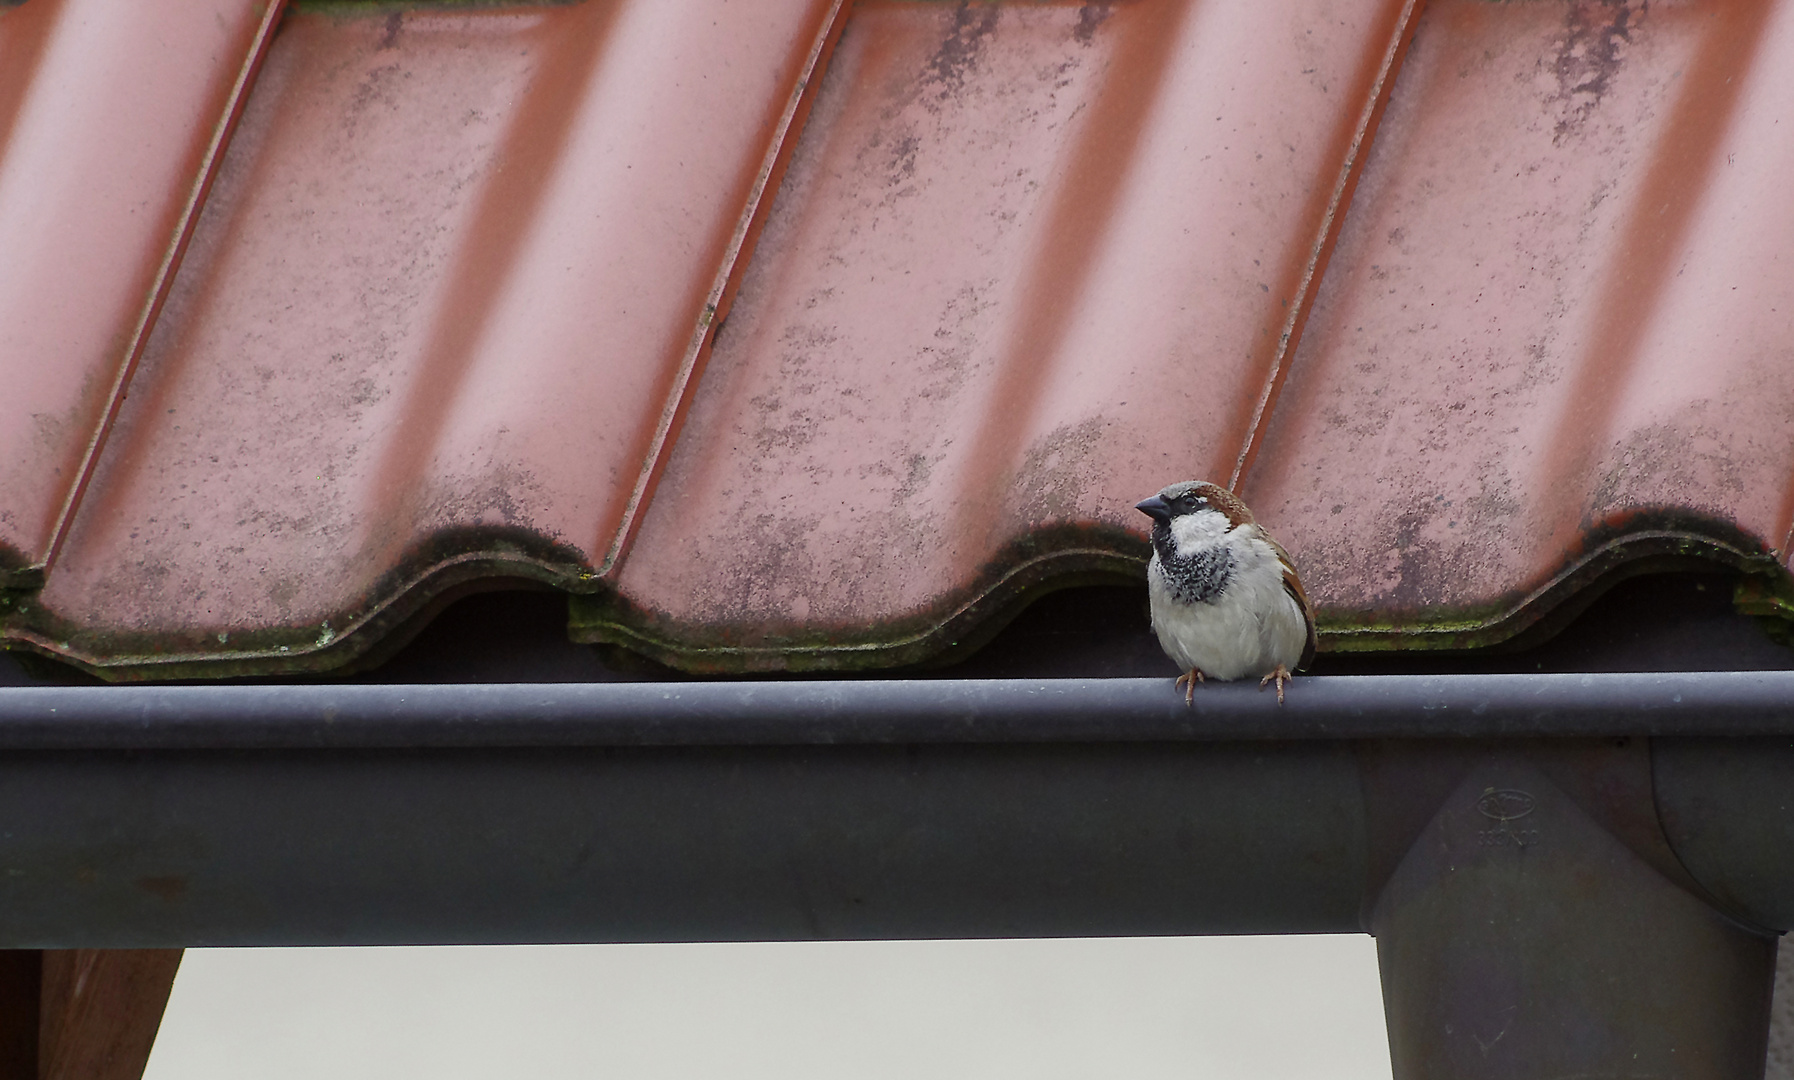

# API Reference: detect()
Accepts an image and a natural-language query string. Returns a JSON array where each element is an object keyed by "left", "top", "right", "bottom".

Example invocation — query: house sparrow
[{"left": 1135, "top": 480, "right": 1316, "bottom": 704}]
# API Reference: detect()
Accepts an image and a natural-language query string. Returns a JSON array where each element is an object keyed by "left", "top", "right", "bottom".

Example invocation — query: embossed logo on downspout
[
  {"left": 1476, "top": 789, "right": 1535, "bottom": 821},
  {"left": 1475, "top": 788, "right": 1539, "bottom": 847}
]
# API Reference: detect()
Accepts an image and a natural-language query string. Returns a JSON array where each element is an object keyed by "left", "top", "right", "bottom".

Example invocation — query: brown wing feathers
[{"left": 1267, "top": 535, "right": 1318, "bottom": 670}]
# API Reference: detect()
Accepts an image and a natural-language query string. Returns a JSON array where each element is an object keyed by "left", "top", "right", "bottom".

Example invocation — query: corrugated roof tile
[
  {"left": 10, "top": 0, "right": 842, "bottom": 672},
  {"left": 1248, "top": 0, "right": 1794, "bottom": 648},
  {"left": 2, "top": 0, "right": 1790, "bottom": 678},
  {"left": 0, "top": 0, "right": 280, "bottom": 588},
  {"left": 584, "top": 0, "right": 1418, "bottom": 668}
]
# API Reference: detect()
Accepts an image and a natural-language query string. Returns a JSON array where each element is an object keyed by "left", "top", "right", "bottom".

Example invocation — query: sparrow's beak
[{"left": 1135, "top": 495, "right": 1171, "bottom": 522}]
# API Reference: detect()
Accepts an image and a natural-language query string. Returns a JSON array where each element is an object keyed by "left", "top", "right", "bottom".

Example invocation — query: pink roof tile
[
  {"left": 1249, "top": 0, "right": 1794, "bottom": 647},
  {"left": 11, "top": 0, "right": 842, "bottom": 671},
  {"left": 0, "top": 0, "right": 280, "bottom": 587},
  {"left": 2, "top": 0, "right": 1789, "bottom": 678},
  {"left": 589, "top": 0, "right": 1418, "bottom": 667}
]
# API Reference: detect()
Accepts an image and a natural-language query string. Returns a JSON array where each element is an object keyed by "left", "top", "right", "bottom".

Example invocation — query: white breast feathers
[{"left": 1146, "top": 522, "right": 1309, "bottom": 681}]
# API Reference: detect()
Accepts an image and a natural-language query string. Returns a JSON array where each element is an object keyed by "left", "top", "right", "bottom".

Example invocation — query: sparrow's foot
[
  {"left": 1258, "top": 664, "right": 1294, "bottom": 705},
  {"left": 1174, "top": 668, "right": 1206, "bottom": 706}
]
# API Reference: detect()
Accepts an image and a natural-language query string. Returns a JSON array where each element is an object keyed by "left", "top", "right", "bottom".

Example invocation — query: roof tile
[
  {"left": 1249, "top": 0, "right": 1794, "bottom": 648},
  {"left": 3, "top": 0, "right": 1791, "bottom": 677},
  {"left": 13, "top": 0, "right": 841, "bottom": 672},
  {"left": 0, "top": 0, "right": 280, "bottom": 587},
  {"left": 587, "top": 0, "right": 1416, "bottom": 668}
]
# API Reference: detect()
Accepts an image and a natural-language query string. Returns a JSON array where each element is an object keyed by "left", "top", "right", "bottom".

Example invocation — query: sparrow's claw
[
  {"left": 1258, "top": 664, "right": 1294, "bottom": 705},
  {"left": 1174, "top": 668, "right": 1206, "bottom": 706}
]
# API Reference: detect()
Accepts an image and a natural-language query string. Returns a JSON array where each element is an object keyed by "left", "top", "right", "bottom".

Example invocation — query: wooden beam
[
  {"left": 0, "top": 950, "right": 182, "bottom": 1080},
  {"left": 0, "top": 952, "right": 40, "bottom": 1080}
]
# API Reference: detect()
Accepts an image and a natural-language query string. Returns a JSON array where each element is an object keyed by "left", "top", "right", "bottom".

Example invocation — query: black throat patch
[{"left": 1152, "top": 520, "right": 1234, "bottom": 604}]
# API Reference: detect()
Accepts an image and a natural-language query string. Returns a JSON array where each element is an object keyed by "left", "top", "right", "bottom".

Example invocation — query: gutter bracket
[{"left": 1359, "top": 740, "right": 1777, "bottom": 1080}]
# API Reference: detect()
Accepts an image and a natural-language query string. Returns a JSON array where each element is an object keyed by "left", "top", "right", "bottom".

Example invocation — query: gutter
[
  {"left": 3, "top": 671, "right": 1794, "bottom": 748},
  {"left": 4, "top": 673, "right": 1791, "bottom": 1076}
]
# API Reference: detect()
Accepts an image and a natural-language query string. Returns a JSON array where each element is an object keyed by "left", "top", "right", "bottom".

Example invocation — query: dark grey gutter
[
  {"left": 4, "top": 671, "right": 1794, "bottom": 748},
  {"left": 3, "top": 668, "right": 1794, "bottom": 1080}
]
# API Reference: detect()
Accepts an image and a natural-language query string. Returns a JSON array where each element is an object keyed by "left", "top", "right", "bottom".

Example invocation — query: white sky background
[{"left": 144, "top": 935, "right": 1393, "bottom": 1080}]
